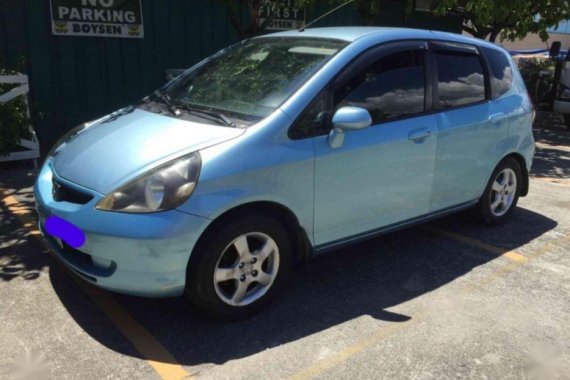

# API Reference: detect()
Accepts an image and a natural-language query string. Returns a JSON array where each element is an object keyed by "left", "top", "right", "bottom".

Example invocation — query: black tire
[
  {"left": 564, "top": 114, "right": 570, "bottom": 130},
  {"left": 186, "top": 213, "right": 291, "bottom": 320},
  {"left": 474, "top": 158, "right": 522, "bottom": 226}
]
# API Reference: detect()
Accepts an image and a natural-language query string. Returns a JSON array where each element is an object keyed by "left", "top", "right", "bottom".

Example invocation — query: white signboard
[
  {"left": 50, "top": 0, "right": 144, "bottom": 38},
  {"left": 259, "top": 0, "right": 306, "bottom": 31}
]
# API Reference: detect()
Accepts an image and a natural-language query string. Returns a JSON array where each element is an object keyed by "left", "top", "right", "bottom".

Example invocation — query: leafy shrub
[{"left": 514, "top": 56, "right": 554, "bottom": 108}]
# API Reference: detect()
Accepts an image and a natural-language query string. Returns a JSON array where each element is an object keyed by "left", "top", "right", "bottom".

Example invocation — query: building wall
[
  {"left": 0, "top": 0, "right": 245, "bottom": 153},
  {"left": 500, "top": 33, "right": 570, "bottom": 52}
]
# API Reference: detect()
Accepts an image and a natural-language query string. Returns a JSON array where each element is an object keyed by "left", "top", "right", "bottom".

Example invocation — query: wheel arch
[
  {"left": 501, "top": 152, "right": 529, "bottom": 196},
  {"left": 189, "top": 201, "right": 312, "bottom": 271}
]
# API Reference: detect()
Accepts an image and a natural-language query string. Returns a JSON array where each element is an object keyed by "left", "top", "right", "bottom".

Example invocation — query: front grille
[{"left": 52, "top": 178, "right": 93, "bottom": 204}]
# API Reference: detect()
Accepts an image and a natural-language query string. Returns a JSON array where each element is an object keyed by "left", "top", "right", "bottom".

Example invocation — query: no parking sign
[{"left": 50, "top": 0, "right": 144, "bottom": 38}]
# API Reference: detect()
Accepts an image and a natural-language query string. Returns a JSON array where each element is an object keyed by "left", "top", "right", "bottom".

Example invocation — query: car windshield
[{"left": 163, "top": 37, "right": 348, "bottom": 123}]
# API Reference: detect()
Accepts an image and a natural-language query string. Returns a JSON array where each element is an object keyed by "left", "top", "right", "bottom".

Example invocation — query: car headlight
[{"left": 96, "top": 152, "right": 201, "bottom": 213}]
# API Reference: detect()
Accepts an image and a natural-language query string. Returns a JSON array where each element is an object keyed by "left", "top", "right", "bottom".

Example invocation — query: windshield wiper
[
  {"left": 153, "top": 90, "right": 181, "bottom": 117},
  {"left": 177, "top": 104, "right": 236, "bottom": 128}
]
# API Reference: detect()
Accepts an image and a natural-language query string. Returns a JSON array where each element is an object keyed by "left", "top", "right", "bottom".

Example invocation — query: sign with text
[
  {"left": 50, "top": 0, "right": 144, "bottom": 38},
  {"left": 259, "top": 0, "right": 306, "bottom": 31}
]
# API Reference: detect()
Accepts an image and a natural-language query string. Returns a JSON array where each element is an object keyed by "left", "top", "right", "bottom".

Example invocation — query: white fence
[{"left": 0, "top": 73, "right": 40, "bottom": 165}]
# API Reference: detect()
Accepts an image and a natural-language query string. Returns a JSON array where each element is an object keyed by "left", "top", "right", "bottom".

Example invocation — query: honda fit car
[{"left": 35, "top": 27, "right": 534, "bottom": 319}]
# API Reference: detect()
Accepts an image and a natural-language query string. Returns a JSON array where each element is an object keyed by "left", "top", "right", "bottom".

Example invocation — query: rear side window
[
  {"left": 481, "top": 46, "right": 513, "bottom": 98},
  {"left": 435, "top": 52, "right": 486, "bottom": 108},
  {"left": 335, "top": 50, "right": 425, "bottom": 123}
]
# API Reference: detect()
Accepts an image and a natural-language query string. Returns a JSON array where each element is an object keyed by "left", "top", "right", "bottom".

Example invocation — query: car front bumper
[{"left": 34, "top": 161, "right": 211, "bottom": 297}]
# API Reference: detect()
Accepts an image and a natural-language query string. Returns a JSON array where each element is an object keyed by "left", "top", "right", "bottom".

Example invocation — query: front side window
[
  {"left": 481, "top": 46, "right": 513, "bottom": 98},
  {"left": 435, "top": 51, "right": 486, "bottom": 108},
  {"left": 335, "top": 50, "right": 426, "bottom": 123},
  {"left": 164, "top": 37, "right": 347, "bottom": 123}
]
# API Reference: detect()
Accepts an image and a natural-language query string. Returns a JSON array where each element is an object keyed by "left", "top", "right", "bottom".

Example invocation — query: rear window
[
  {"left": 482, "top": 46, "right": 514, "bottom": 98},
  {"left": 435, "top": 52, "right": 486, "bottom": 108}
]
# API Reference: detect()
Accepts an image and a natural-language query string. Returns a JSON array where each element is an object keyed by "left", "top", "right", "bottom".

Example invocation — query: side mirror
[{"left": 328, "top": 106, "right": 372, "bottom": 149}]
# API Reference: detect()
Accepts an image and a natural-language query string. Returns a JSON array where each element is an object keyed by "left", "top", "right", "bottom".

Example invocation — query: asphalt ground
[{"left": 0, "top": 112, "right": 569, "bottom": 380}]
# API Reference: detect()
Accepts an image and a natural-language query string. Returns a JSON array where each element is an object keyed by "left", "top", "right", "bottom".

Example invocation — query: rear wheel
[
  {"left": 474, "top": 158, "right": 522, "bottom": 225},
  {"left": 186, "top": 214, "right": 291, "bottom": 320}
]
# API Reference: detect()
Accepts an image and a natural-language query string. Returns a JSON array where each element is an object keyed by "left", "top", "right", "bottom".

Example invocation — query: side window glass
[
  {"left": 482, "top": 47, "right": 513, "bottom": 98},
  {"left": 335, "top": 50, "right": 426, "bottom": 123},
  {"left": 435, "top": 52, "right": 486, "bottom": 108},
  {"left": 290, "top": 90, "right": 330, "bottom": 139}
]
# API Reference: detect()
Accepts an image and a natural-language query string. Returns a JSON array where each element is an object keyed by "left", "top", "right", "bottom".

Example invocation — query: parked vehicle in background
[
  {"left": 553, "top": 52, "right": 570, "bottom": 129},
  {"left": 35, "top": 27, "right": 535, "bottom": 319}
]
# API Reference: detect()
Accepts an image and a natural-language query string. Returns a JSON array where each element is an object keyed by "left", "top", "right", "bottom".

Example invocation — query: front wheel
[
  {"left": 474, "top": 158, "right": 522, "bottom": 225},
  {"left": 186, "top": 214, "right": 291, "bottom": 320}
]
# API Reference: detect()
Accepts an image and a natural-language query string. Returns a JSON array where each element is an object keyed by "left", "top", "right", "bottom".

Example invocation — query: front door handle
[{"left": 408, "top": 128, "right": 432, "bottom": 142}]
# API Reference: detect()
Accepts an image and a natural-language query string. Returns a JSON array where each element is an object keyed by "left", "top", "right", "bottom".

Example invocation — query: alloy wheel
[
  {"left": 213, "top": 232, "right": 280, "bottom": 306},
  {"left": 489, "top": 168, "right": 517, "bottom": 217}
]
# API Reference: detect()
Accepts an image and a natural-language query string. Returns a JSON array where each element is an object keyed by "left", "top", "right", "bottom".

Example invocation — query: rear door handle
[
  {"left": 489, "top": 113, "right": 506, "bottom": 125},
  {"left": 408, "top": 128, "right": 432, "bottom": 142}
]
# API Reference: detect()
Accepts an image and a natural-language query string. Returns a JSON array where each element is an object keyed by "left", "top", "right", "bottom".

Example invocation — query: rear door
[{"left": 429, "top": 41, "right": 507, "bottom": 212}]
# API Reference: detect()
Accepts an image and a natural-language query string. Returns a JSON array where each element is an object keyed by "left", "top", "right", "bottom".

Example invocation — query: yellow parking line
[
  {"left": 423, "top": 225, "right": 528, "bottom": 263},
  {"left": 288, "top": 312, "right": 429, "bottom": 380},
  {"left": 76, "top": 283, "right": 191, "bottom": 380},
  {"left": 459, "top": 233, "right": 570, "bottom": 294},
  {"left": 1, "top": 195, "right": 191, "bottom": 380},
  {"left": 4, "top": 188, "right": 562, "bottom": 380},
  {"left": 287, "top": 224, "right": 561, "bottom": 379}
]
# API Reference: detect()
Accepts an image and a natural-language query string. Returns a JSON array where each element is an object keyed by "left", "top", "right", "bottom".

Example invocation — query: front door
[{"left": 312, "top": 41, "right": 438, "bottom": 247}]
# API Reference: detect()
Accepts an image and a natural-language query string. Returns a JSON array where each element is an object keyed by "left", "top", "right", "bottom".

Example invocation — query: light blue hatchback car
[{"left": 35, "top": 27, "right": 535, "bottom": 319}]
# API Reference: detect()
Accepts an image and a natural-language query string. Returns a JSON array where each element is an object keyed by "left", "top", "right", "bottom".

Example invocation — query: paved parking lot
[{"left": 1, "top": 113, "right": 569, "bottom": 380}]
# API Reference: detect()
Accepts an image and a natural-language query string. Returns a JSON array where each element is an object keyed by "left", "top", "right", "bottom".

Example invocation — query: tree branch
[{"left": 461, "top": 23, "right": 479, "bottom": 36}]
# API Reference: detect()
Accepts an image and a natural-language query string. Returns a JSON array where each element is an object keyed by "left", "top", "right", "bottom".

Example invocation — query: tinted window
[
  {"left": 435, "top": 52, "right": 486, "bottom": 108},
  {"left": 335, "top": 50, "right": 425, "bottom": 123},
  {"left": 482, "top": 46, "right": 513, "bottom": 98}
]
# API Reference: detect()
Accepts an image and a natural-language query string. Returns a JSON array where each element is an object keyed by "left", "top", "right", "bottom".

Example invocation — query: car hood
[{"left": 52, "top": 108, "right": 245, "bottom": 194}]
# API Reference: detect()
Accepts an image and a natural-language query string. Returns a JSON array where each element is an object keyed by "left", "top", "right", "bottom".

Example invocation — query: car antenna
[{"left": 299, "top": 0, "right": 356, "bottom": 32}]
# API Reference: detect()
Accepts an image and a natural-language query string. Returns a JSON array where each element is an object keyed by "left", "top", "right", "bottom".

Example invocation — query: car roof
[{"left": 262, "top": 27, "right": 502, "bottom": 51}]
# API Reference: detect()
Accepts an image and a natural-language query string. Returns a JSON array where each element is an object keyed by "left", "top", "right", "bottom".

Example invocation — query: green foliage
[
  {"left": 433, "top": 0, "right": 570, "bottom": 42},
  {"left": 0, "top": 68, "right": 30, "bottom": 157},
  {"left": 515, "top": 57, "right": 554, "bottom": 107},
  {"left": 220, "top": 0, "right": 568, "bottom": 42}
]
